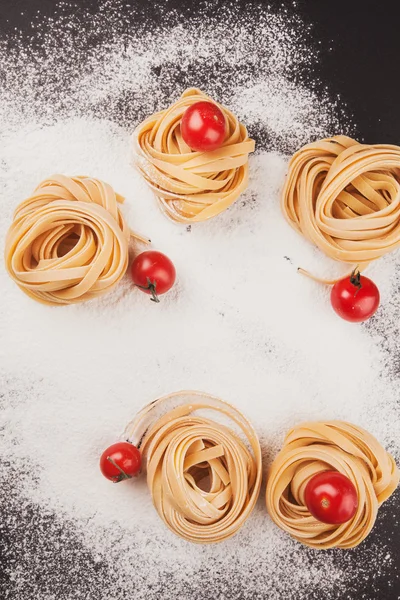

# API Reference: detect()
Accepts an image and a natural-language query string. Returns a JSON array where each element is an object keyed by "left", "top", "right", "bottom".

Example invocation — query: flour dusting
[{"left": 0, "top": 2, "right": 399, "bottom": 600}]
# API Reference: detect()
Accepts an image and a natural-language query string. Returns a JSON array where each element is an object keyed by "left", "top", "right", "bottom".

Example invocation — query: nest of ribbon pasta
[
  {"left": 132, "top": 88, "right": 255, "bottom": 223},
  {"left": 265, "top": 420, "right": 399, "bottom": 549},
  {"left": 281, "top": 135, "right": 400, "bottom": 282},
  {"left": 124, "top": 391, "right": 262, "bottom": 544},
  {"left": 5, "top": 175, "right": 148, "bottom": 305}
]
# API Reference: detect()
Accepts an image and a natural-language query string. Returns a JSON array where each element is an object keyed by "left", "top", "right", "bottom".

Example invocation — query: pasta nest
[
  {"left": 125, "top": 391, "right": 262, "bottom": 544},
  {"left": 5, "top": 175, "right": 147, "bottom": 305},
  {"left": 266, "top": 421, "right": 399, "bottom": 549},
  {"left": 132, "top": 88, "right": 255, "bottom": 223},
  {"left": 281, "top": 135, "right": 400, "bottom": 281}
]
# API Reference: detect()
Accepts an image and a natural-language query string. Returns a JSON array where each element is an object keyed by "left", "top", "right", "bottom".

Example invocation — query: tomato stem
[
  {"left": 350, "top": 267, "right": 362, "bottom": 297},
  {"left": 107, "top": 456, "right": 132, "bottom": 483},
  {"left": 136, "top": 277, "right": 160, "bottom": 303}
]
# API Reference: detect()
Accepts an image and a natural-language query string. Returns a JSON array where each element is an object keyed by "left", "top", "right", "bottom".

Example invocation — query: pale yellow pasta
[
  {"left": 132, "top": 88, "right": 255, "bottom": 223},
  {"left": 281, "top": 135, "right": 400, "bottom": 282},
  {"left": 266, "top": 421, "right": 399, "bottom": 549},
  {"left": 124, "top": 391, "right": 262, "bottom": 544},
  {"left": 5, "top": 175, "right": 148, "bottom": 306}
]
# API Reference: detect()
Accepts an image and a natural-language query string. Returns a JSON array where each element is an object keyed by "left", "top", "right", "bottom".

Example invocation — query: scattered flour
[{"left": 0, "top": 2, "right": 398, "bottom": 600}]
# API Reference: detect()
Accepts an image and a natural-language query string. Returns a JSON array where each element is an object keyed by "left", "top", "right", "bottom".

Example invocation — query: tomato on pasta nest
[
  {"left": 305, "top": 471, "right": 358, "bottom": 524},
  {"left": 181, "top": 101, "right": 226, "bottom": 152}
]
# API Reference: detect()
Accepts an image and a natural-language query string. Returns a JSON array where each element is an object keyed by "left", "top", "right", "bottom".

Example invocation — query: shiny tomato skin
[
  {"left": 305, "top": 471, "right": 358, "bottom": 524},
  {"left": 330, "top": 274, "right": 380, "bottom": 322},
  {"left": 181, "top": 101, "right": 226, "bottom": 152},
  {"left": 100, "top": 442, "right": 141, "bottom": 483},
  {"left": 131, "top": 251, "right": 176, "bottom": 302}
]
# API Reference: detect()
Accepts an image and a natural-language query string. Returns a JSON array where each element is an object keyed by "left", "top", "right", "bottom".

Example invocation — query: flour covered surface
[{"left": 0, "top": 1, "right": 399, "bottom": 600}]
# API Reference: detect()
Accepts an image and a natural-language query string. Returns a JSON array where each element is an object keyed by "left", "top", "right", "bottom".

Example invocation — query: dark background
[
  {"left": 1, "top": 0, "right": 400, "bottom": 146},
  {"left": 0, "top": 1, "right": 399, "bottom": 599}
]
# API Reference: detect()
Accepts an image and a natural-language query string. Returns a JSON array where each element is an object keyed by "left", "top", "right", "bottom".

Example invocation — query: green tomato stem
[
  {"left": 136, "top": 277, "right": 160, "bottom": 303},
  {"left": 107, "top": 456, "right": 132, "bottom": 483},
  {"left": 350, "top": 267, "right": 362, "bottom": 297}
]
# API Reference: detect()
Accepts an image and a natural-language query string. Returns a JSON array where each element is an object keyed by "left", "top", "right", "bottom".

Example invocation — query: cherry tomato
[
  {"left": 330, "top": 270, "right": 380, "bottom": 322},
  {"left": 100, "top": 442, "right": 141, "bottom": 483},
  {"left": 305, "top": 471, "right": 358, "bottom": 524},
  {"left": 131, "top": 251, "right": 176, "bottom": 303},
  {"left": 181, "top": 101, "right": 226, "bottom": 152}
]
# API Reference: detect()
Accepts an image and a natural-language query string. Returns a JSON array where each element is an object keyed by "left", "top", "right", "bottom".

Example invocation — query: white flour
[{"left": 0, "top": 2, "right": 398, "bottom": 600}]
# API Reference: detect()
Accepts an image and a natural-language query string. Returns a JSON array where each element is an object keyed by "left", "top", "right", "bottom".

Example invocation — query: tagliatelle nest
[
  {"left": 281, "top": 135, "right": 400, "bottom": 282},
  {"left": 124, "top": 391, "right": 262, "bottom": 544},
  {"left": 132, "top": 88, "right": 255, "bottom": 223},
  {"left": 265, "top": 420, "right": 399, "bottom": 549},
  {"left": 5, "top": 175, "right": 148, "bottom": 305}
]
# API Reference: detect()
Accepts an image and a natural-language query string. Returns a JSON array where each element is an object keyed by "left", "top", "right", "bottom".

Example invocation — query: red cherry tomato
[
  {"left": 305, "top": 471, "right": 358, "bottom": 524},
  {"left": 100, "top": 442, "right": 141, "bottom": 483},
  {"left": 131, "top": 251, "right": 176, "bottom": 303},
  {"left": 330, "top": 270, "right": 380, "bottom": 322},
  {"left": 181, "top": 101, "right": 226, "bottom": 152}
]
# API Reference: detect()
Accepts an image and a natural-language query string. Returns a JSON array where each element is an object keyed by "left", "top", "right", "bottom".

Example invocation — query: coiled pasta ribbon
[
  {"left": 5, "top": 175, "right": 148, "bottom": 305},
  {"left": 266, "top": 421, "right": 399, "bottom": 549},
  {"left": 124, "top": 391, "right": 262, "bottom": 544},
  {"left": 281, "top": 135, "right": 400, "bottom": 283},
  {"left": 132, "top": 88, "right": 255, "bottom": 223}
]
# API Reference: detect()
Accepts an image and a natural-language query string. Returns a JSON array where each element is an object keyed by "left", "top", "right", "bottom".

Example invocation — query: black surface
[
  {"left": 1, "top": 0, "right": 400, "bottom": 145},
  {"left": 0, "top": 1, "right": 399, "bottom": 599}
]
